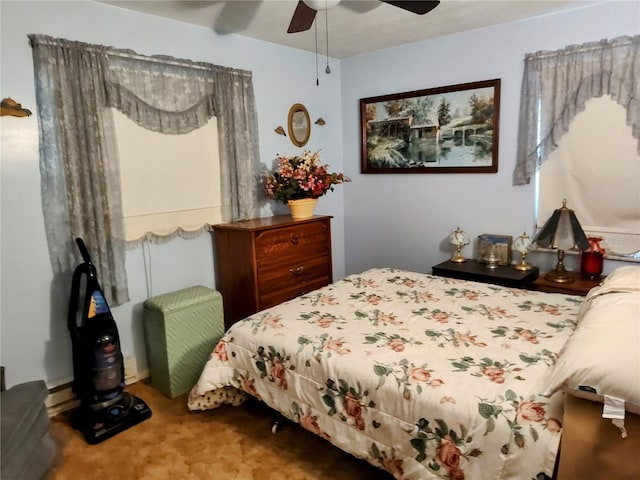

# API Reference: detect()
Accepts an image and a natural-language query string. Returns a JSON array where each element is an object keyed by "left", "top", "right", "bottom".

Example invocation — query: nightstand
[
  {"left": 432, "top": 259, "right": 539, "bottom": 289},
  {"left": 533, "top": 272, "right": 604, "bottom": 296}
]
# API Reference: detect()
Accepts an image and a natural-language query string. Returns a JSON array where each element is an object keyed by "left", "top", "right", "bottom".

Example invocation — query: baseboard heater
[{"left": 46, "top": 369, "right": 148, "bottom": 417}]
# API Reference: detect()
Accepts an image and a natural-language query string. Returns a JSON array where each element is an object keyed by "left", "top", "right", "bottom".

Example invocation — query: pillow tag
[{"left": 602, "top": 395, "right": 627, "bottom": 438}]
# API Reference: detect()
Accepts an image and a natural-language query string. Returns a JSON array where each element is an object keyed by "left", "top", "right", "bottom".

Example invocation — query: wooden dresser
[{"left": 212, "top": 215, "right": 333, "bottom": 329}]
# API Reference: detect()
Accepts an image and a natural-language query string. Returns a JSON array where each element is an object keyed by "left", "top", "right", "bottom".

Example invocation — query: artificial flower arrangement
[{"left": 263, "top": 150, "right": 350, "bottom": 204}]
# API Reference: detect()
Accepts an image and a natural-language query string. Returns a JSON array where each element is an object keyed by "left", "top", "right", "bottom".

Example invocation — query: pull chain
[
  {"left": 325, "top": 0, "right": 331, "bottom": 74},
  {"left": 315, "top": 21, "right": 319, "bottom": 85}
]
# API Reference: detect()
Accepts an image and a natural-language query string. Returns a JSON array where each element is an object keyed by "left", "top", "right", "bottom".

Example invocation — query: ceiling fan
[{"left": 287, "top": 0, "right": 440, "bottom": 34}]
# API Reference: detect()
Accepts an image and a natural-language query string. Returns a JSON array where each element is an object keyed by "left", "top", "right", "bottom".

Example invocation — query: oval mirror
[{"left": 287, "top": 103, "right": 311, "bottom": 147}]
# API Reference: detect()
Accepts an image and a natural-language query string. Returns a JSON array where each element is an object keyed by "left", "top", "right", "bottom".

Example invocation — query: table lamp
[
  {"left": 449, "top": 227, "right": 470, "bottom": 263},
  {"left": 513, "top": 232, "right": 533, "bottom": 271},
  {"left": 532, "top": 199, "right": 589, "bottom": 283}
]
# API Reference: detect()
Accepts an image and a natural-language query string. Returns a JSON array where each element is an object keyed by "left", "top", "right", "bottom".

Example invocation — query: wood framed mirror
[{"left": 287, "top": 103, "right": 311, "bottom": 147}]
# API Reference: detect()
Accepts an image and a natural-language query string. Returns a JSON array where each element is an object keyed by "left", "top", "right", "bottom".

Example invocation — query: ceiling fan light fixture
[
  {"left": 289, "top": 1, "right": 440, "bottom": 35},
  {"left": 303, "top": 0, "right": 341, "bottom": 11}
]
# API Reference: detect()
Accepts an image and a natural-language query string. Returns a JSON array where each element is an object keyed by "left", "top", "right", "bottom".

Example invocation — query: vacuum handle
[{"left": 75, "top": 238, "right": 92, "bottom": 265}]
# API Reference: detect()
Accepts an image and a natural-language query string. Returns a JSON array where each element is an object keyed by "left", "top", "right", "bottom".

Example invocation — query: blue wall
[{"left": 340, "top": 1, "right": 639, "bottom": 276}]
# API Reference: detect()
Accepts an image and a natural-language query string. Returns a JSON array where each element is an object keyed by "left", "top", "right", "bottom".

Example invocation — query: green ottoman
[{"left": 143, "top": 286, "right": 224, "bottom": 398}]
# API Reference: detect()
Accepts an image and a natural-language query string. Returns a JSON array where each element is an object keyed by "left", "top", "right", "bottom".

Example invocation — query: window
[
  {"left": 537, "top": 96, "right": 640, "bottom": 257},
  {"left": 30, "top": 34, "right": 260, "bottom": 305},
  {"left": 514, "top": 35, "right": 640, "bottom": 260},
  {"left": 113, "top": 110, "right": 223, "bottom": 244}
]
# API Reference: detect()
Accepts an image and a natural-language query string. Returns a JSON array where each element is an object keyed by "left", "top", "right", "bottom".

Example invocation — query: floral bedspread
[{"left": 188, "top": 268, "right": 582, "bottom": 480}]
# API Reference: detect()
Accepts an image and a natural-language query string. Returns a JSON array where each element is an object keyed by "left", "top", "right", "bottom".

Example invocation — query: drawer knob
[
  {"left": 291, "top": 235, "right": 300, "bottom": 245},
  {"left": 289, "top": 266, "right": 305, "bottom": 276}
]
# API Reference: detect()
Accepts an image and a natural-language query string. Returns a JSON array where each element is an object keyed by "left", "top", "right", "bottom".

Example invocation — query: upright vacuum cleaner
[{"left": 68, "top": 238, "right": 151, "bottom": 444}]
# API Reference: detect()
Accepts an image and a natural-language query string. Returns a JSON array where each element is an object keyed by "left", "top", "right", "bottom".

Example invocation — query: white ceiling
[{"left": 102, "top": 0, "right": 598, "bottom": 59}]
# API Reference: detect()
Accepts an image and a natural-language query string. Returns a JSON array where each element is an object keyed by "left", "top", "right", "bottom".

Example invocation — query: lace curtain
[
  {"left": 513, "top": 35, "right": 640, "bottom": 185},
  {"left": 30, "top": 34, "right": 260, "bottom": 305}
]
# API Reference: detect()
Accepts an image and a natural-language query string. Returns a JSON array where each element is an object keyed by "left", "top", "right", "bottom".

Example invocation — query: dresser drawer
[
  {"left": 255, "top": 222, "right": 330, "bottom": 263},
  {"left": 259, "top": 273, "right": 331, "bottom": 311},
  {"left": 258, "top": 254, "right": 331, "bottom": 296}
]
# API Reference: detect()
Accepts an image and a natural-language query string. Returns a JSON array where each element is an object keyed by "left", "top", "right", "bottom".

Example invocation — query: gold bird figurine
[{"left": 1, "top": 97, "right": 32, "bottom": 117}]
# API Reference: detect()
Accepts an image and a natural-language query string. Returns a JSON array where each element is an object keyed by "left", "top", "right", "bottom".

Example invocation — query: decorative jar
[{"left": 580, "top": 236, "right": 604, "bottom": 280}]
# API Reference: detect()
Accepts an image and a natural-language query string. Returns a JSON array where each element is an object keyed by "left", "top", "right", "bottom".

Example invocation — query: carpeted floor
[{"left": 49, "top": 380, "right": 394, "bottom": 479}]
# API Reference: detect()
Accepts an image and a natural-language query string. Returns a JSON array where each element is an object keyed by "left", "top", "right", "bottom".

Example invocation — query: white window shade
[
  {"left": 113, "top": 109, "right": 222, "bottom": 244},
  {"left": 538, "top": 96, "right": 640, "bottom": 256}
]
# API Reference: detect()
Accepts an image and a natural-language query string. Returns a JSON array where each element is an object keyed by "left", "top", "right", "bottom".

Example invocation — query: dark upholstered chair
[{"left": 1, "top": 368, "right": 58, "bottom": 479}]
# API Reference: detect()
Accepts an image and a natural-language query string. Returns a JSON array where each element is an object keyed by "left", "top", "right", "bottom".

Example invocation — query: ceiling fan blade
[
  {"left": 381, "top": 1, "right": 440, "bottom": 15},
  {"left": 287, "top": 1, "right": 318, "bottom": 33}
]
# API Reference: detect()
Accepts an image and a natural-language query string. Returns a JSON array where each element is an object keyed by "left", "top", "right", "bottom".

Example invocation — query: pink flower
[
  {"left": 212, "top": 340, "right": 228, "bottom": 362},
  {"left": 546, "top": 417, "right": 562, "bottom": 432},
  {"left": 382, "top": 457, "right": 404, "bottom": 478},
  {"left": 408, "top": 367, "right": 432, "bottom": 383},
  {"left": 324, "top": 339, "right": 345, "bottom": 350},
  {"left": 271, "top": 357, "right": 287, "bottom": 390},
  {"left": 387, "top": 338, "right": 405, "bottom": 352},
  {"left": 316, "top": 316, "right": 334, "bottom": 328},
  {"left": 517, "top": 329, "right": 539, "bottom": 344},
  {"left": 419, "top": 291, "right": 437, "bottom": 301},
  {"left": 489, "top": 307, "right": 514, "bottom": 318},
  {"left": 455, "top": 331, "right": 477, "bottom": 344},
  {"left": 517, "top": 401, "right": 546, "bottom": 424},
  {"left": 379, "top": 313, "right": 400, "bottom": 324},
  {"left": 433, "top": 312, "right": 449, "bottom": 323},
  {"left": 263, "top": 315, "right": 283, "bottom": 329},
  {"left": 481, "top": 365, "right": 505, "bottom": 384},
  {"left": 263, "top": 150, "right": 349, "bottom": 204},
  {"left": 324, "top": 339, "right": 351, "bottom": 355},
  {"left": 242, "top": 378, "right": 260, "bottom": 399},
  {"left": 300, "top": 413, "right": 330, "bottom": 439},
  {"left": 343, "top": 392, "right": 365, "bottom": 431},
  {"left": 542, "top": 304, "right": 561, "bottom": 316},
  {"left": 367, "top": 294, "right": 382, "bottom": 305},
  {"left": 320, "top": 295, "right": 337, "bottom": 305},
  {"left": 438, "top": 436, "right": 464, "bottom": 480}
]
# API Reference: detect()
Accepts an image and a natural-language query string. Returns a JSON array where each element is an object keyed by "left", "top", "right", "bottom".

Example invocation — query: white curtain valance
[{"left": 513, "top": 35, "right": 640, "bottom": 185}]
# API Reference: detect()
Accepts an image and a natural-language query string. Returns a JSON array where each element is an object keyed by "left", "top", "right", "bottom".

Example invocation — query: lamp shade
[
  {"left": 513, "top": 232, "right": 532, "bottom": 254},
  {"left": 533, "top": 199, "right": 589, "bottom": 252},
  {"left": 448, "top": 227, "right": 470, "bottom": 246},
  {"left": 533, "top": 199, "right": 590, "bottom": 283}
]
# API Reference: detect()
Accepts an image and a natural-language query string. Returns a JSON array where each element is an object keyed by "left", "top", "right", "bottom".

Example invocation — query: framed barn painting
[{"left": 360, "top": 79, "right": 500, "bottom": 174}]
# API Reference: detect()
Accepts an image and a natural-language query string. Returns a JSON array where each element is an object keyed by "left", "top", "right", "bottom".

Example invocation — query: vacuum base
[{"left": 72, "top": 391, "right": 152, "bottom": 444}]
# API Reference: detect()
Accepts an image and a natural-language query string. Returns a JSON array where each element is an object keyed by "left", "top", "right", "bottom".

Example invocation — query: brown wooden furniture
[
  {"left": 556, "top": 392, "right": 640, "bottom": 479},
  {"left": 533, "top": 272, "right": 604, "bottom": 296},
  {"left": 432, "top": 259, "right": 539, "bottom": 289},
  {"left": 212, "top": 215, "right": 333, "bottom": 329}
]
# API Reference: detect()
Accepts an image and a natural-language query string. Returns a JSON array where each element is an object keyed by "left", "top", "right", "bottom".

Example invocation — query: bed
[
  {"left": 539, "top": 265, "right": 640, "bottom": 479},
  {"left": 187, "top": 266, "right": 639, "bottom": 479}
]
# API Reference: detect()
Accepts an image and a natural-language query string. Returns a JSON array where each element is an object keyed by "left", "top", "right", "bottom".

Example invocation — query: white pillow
[
  {"left": 586, "top": 265, "right": 640, "bottom": 300},
  {"left": 539, "top": 289, "right": 640, "bottom": 408}
]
